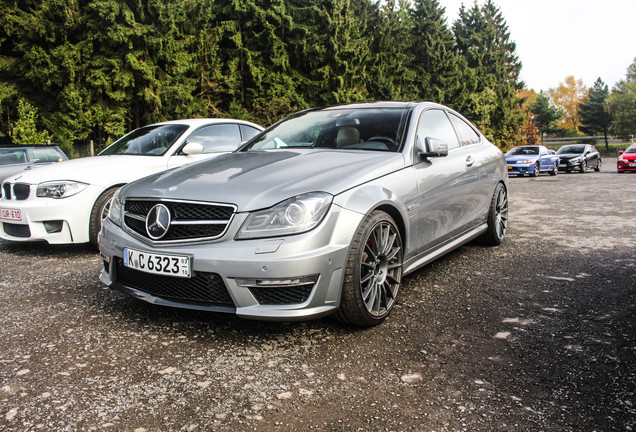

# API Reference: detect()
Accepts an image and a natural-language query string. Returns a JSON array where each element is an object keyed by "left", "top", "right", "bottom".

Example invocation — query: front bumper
[
  {"left": 506, "top": 163, "right": 533, "bottom": 175},
  {"left": 558, "top": 160, "right": 582, "bottom": 171},
  {"left": 98, "top": 204, "right": 364, "bottom": 321},
  {"left": 0, "top": 185, "right": 103, "bottom": 244},
  {"left": 617, "top": 160, "right": 636, "bottom": 172}
]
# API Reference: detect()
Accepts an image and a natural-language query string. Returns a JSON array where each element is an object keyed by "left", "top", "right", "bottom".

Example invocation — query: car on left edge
[
  {"left": 0, "top": 144, "right": 68, "bottom": 181},
  {"left": 0, "top": 119, "right": 263, "bottom": 246}
]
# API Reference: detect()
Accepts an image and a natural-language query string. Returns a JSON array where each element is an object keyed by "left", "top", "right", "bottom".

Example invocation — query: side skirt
[{"left": 403, "top": 223, "right": 488, "bottom": 276}]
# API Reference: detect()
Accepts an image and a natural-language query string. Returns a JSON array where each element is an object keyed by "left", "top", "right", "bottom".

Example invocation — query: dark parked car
[
  {"left": 0, "top": 145, "right": 68, "bottom": 181},
  {"left": 556, "top": 144, "right": 601, "bottom": 173}
]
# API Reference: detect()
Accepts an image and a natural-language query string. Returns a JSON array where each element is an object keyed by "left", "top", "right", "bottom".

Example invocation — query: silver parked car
[{"left": 99, "top": 102, "right": 508, "bottom": 326}]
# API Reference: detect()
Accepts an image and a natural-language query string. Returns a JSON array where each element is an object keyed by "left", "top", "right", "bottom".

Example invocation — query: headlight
[
  {"left": 107, "top": 188, "right": 123, "bottom": 227},
  {"left": 236, "top": 192, "right": 332, "bottom": 239},
  {"left": 36, "top": 181, "right": 88, "bottom": 199},
  {"left": 570, "top": 157, "right": 581, "bottom": 163},
  {"left": 515, "top": 160, "right": 532, "bottom": 164}
]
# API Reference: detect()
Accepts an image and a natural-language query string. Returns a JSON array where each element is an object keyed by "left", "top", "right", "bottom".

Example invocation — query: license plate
[
  {"left": 507, "top": 165, "right": 513, "bottom": 170},
  {"left": 630, "top": 163, "right": 636, "bottom": 167},
  {"left": 123, "top": 247, "right": 191, "bottom": 278},
  {"left": 0, "top": 207, "right": 22, "bottom": 221}
]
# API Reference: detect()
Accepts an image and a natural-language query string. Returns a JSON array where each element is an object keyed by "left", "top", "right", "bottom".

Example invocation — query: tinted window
[
  {"left": 240, "top": 125, "right": 261, "bottom": 142},
  {"left": 100, "top": 124, "right": 189, "bottom": 156},
  {"left": 187, "top": 124, "right": 242, "bottom": 153},
  {"left": 417, "top": 110, "right": 460, "bottom": 150},
  {"left": 449, "top": 113, "right": 480, "bottom": 146}
]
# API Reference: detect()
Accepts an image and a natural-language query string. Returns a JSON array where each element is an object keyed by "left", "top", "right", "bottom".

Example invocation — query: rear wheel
[
  {"left": 335, "top": 210, "right": 403, "bottom": 327},
  {"left": 594, "top": 159, "right": 602, "bottom": 172},
  {"left": 89, "top": 187, "right": 119, "bottom": 247},
  {"left": 480, "top": 183, "right": 508, "bottom": 246}
]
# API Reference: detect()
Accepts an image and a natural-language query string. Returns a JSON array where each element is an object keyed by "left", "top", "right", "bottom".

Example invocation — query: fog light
[{"left": 235, "top": 275, "right": 318, "bottom": 288}]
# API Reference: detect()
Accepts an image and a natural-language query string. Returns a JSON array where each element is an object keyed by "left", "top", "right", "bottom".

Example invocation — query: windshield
[
  {"left": 99, "top": 124, "right": 189, "bottom": 156},
  {"left": 508, "top": 146, "right": 539, "bottom": 155},
  {"left": 242, "top": 107, "right": 410, "bottom": 152},
  {"left": 625, "top": 145, "right": 636, "bottom": 154},
  {"left": 557, "top": 145, "right": 585, "bottom": 154}
]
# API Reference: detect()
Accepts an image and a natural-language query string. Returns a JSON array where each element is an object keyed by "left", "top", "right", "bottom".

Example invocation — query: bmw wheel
[
  {"left": 480, "top": 183, "right": 508, "bottom": 246},
  {"left": 89, "top": 187, "right": 119, "bottom": 247},
  {"left": 336, "top": 210, "right": 403, "bottom": 327}
]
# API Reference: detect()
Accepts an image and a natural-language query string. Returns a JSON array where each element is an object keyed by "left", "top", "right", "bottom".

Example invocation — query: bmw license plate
[
  {"left": 0, "top": 207, "right": 22, "bottom": 221},
  {"left": 123, "top": 247, "right": 191, "bottom": 278}
]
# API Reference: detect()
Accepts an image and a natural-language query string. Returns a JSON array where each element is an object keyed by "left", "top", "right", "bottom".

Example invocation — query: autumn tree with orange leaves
[{"left": 550, "top": 76, "right": 588, "bottom": 134}]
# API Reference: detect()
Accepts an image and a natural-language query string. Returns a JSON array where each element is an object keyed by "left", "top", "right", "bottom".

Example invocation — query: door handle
[{"left": 465, "top": 155, "right": 474, "bottom": 167}]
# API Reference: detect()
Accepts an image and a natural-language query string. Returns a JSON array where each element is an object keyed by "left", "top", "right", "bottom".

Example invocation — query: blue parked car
[{"left": 505, "top": 145, "right": 560, "bottom": 177}]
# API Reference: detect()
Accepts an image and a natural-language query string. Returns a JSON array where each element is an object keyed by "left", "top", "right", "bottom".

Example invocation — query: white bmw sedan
[{"left": 0, "top": 119, "right": 263, "bottom": 246}]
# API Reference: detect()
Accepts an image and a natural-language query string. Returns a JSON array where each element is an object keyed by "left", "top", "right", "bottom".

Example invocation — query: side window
[
  {"left": 416, "top": 109, "right": 460, "bottom": 150},
  {"left": 448, "top": 113, "right": 480, "bottom": 146},
  {"left": 186, "top": 124, "right": 242, "bottom": 153},
  {"left": 240, "top": 125, "right": 261, "bottom": 142},
  {"left": 32, "top": 148, "right": 64, "bottom": 163}
]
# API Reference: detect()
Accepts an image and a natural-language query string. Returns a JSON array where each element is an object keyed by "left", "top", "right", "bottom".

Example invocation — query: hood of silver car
[{"left": 121, "top": 149, "right": 406, "bottom": 211}]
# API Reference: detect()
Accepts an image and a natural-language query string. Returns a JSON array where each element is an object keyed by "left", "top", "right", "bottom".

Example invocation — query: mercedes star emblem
[{"left": 146, "top": 204, "right": 171, "bottom": 240}]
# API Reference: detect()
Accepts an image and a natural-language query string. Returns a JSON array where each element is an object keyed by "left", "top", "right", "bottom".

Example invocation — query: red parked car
[{"left": 617, "top": 144, "right": 636, "bottom": 173}]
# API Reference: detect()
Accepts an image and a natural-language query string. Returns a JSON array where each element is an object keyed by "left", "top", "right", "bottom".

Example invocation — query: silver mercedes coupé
[{"left": 98, "top": 102, "right": 508, "bottom": 326}]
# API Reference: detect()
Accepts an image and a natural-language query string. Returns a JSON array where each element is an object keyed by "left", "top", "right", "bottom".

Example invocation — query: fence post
[{"left": 89, "top": 140, "right": 94, "bottom": 156}]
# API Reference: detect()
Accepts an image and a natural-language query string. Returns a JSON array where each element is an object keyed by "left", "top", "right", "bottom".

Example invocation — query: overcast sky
[{"left": 438, "top": 0, "right": 636, "bottom": 92}]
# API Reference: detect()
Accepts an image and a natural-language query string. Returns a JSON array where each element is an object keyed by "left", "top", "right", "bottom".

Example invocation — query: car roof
[
  {"left": 0, "top": 144, "right": 63, "bottom": 149},
  {"left": 150, "top": 118, "right": 262, "bottom": 128}
]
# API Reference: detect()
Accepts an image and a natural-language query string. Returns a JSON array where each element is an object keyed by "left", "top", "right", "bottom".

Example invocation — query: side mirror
[
  {"left": 417, "top": 136, "right": 448, "bottom": 158},
  {"left": 619, "top": 150, "right": 624, "bottom": 155},
  {"left": 549, "top": 150, "right": 556, "bottom": 155},
  {"left": 182, "top": 142, "right": 204, "bottom": 155}
]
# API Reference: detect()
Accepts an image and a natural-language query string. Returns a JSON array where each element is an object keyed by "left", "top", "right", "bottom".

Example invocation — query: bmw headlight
[
  {"left": 36, "top": 181, "right": 88, "bottom": 199},
  {"left": 236, "top": 192, "right": 333, "bottom": 239},
  {"left": 107, "top": 188, "right": 123, "bottom": 227}
]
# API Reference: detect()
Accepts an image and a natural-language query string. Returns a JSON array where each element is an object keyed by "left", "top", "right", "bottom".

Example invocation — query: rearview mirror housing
[
  {"left": 417, "top": 136, "right": 449, "bottom": 158},
  {"left": 182, "top": 142, "right": 204, "bottom": 155}
]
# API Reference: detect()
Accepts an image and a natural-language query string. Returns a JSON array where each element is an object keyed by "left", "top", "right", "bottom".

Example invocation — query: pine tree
[
  {"left": 607, "top": 59, "right": 636, "bottom": 139},
  {"left": 409, "top": 0, "right": 467, "bottom": 107},
  {"left": 453, "top": 0, "right": 524, "bottom": 148},
  {"left": 579, "top": 78, "right": 612, "bottom": 149},
  {"left": 530, "top": 92, "right": 562, "bottom": 140}
]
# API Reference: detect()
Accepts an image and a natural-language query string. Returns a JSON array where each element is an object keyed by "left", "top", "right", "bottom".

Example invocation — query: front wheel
[
  {"left": 335, "top": 210, "right": 403, "bottom": 327},
  {"left": 530, "top": 163, "right": 539, "bottom": 177},
  {"left": 480, "top": 183, "right": 508, "bottom": 246},
  {"left": 579, "top": 160, "right": 587, "bottom": 173},
  {"left": 89, "top": 187, "right": 119, "bottom": 247},
  {"left": 549, "top": 162, "right": 558, "bottom": 176}
]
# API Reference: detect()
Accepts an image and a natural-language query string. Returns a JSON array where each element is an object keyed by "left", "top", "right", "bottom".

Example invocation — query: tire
[
  {"left": 579, "top": 160, "right": 587, "bottom": 173},
  {"left": 89, "top": 187, "right": 119, "bottom": 247},
  {"left": 335, "top": 210, "right": 403, "bottom": 327},
  {"left": 530, "top": 163, "right": 539, "bottom": 177},
  {"left": 480, "top": 183, "right": 508, "bottom": 246},
  {"left": 549, "top": 162, "right": 558, "bottom": 176},
  {"left": 594, "top": 159, "right": 602, "bottom": 172}
]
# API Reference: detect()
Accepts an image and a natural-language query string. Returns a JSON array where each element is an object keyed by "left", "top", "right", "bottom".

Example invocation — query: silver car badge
[{"left": 146, "top": 204, "right": 171, "bottom": 240}]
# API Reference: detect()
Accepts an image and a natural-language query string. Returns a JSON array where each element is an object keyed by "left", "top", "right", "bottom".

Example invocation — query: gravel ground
[{"left": 1, "top": 158, "right": 635, "bottom": 431}]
